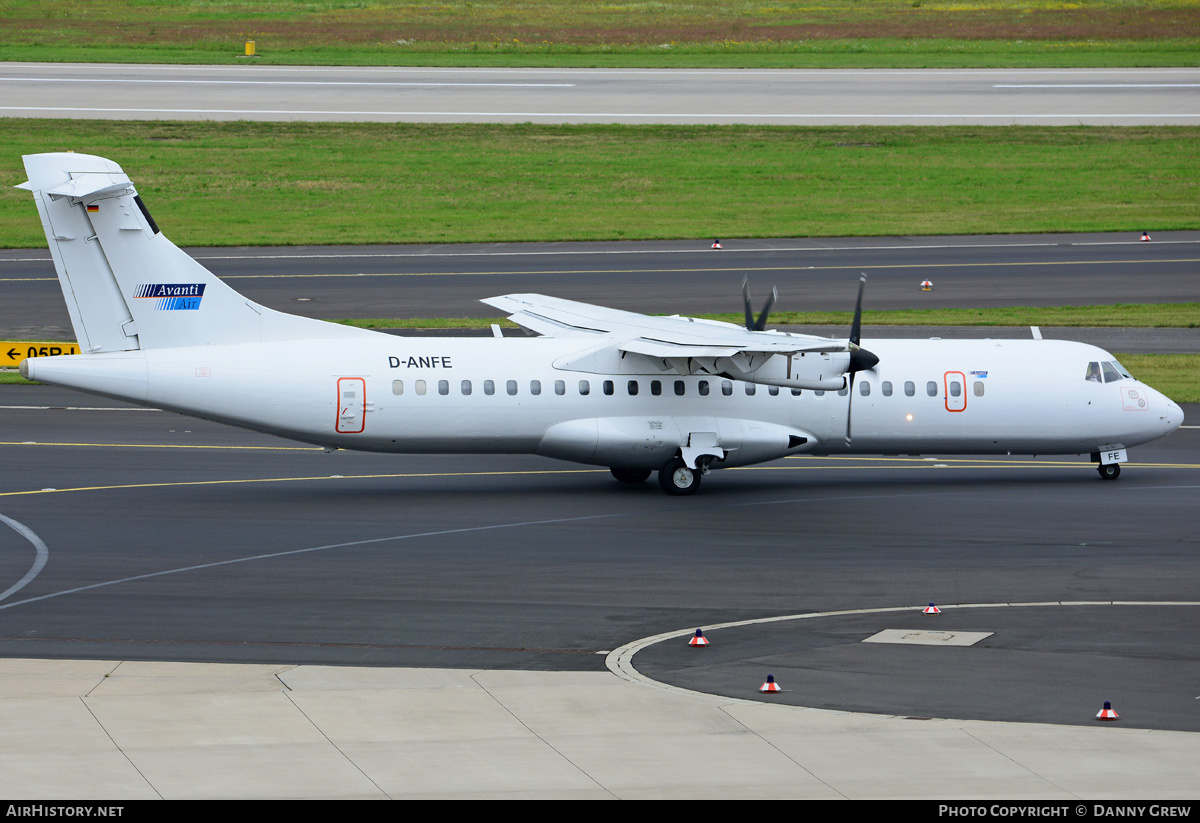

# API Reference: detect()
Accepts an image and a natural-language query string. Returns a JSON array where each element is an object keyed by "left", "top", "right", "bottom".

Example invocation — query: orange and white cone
[
  {"left": 1140, "top": 231, "right": 1151, "bottom": 242},
  {"left": 920, "top": 280, "right": 933, "bottom": 291},
  {"left": 759, "top": 674, "right": 780, "bottom": 693},
  {"left": 689, "top": 629, "right": 710, "bottom": 647},
  {"left": 712, "top": 239, "right": 722, "bottom": 249},
  {"left": 1096, "top": 700, "right": 1119, "bottom": 720},
  {"left": 923, "top": 602, "right": 941, "bottom": 614}
]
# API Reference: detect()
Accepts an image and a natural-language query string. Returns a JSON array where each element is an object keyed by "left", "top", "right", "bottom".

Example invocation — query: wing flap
[{"left": 483, "top": 293, "right": 849, "bottom": 355}]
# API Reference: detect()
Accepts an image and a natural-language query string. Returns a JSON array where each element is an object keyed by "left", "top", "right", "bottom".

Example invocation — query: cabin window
[
  {"left": 859, "top": 381, "right": 870, "bottom": 396},
  {"left": 530, "top": 380, "right": 541, "bottom": 396},
  {"left": 484, "top": 379, "right": 495, "bottom": 396},
  {"left": 438, "top": 380, "right": 449, "bottom": 396},
  {"left": 904, "top": 381, "right": 915, "bottom": 397},
  {"left": 926, "top": 381, "right": 938, "bottom": 397},
  {"left": 973, "top": 381, "right": 985, "bottom": 397},
  {"left": 949, "top": 380, "right": 961, "bottom": 397},
  {"left": 603, "top": 380, "right": 614, "bottom": 396},
  {"left": 881, "top": 381, "right": 892, "bottom": 397},
  {"left": 651, "top": 380, "right": 662, "bottom": 396},
  {"left": 555, "top": 380, "right": 565, "bottom": 396},
  {"left": 768, "top": 385, "right": 779, "bottom": 396},
  {"left": 502, "top": 380, "right": 515, "bottom": 396},
  {"left": 791, "top": 388, "right": 802, "bottom": 396},
  {"left": 579, "top": 380, "right": 590, "bottom": 396},
  {"left": 838, "top": 386, "right": 848, "bottom": 397},
  {"left": 722, "top": 381, "right": 733, "bottom": 396},
  {"left": 1085, "top": 361, "right": 1102, "bottom": 382},
  {"left": 745, "top": 384, "right": 756, "bottom": 396},
  {"left": 460, "top": 380, "right": 472, "bottom": 396},
  {"left": 698, "top": 381, "right": 710, "bottom": 396},
  {"left": 392, "top": 380, "right": 403, "bottom": 396},
  {"left": 415, "top": 379, "right": 426, "bottom": 396},
  {"left": 627, "top": 380, "right": 639, "bottom": 396},
  {"left": 674, "top": 380, "right": 686, "bottom": 396},
  {"left": 814, "top": 390, "right": 825, "bottom": 397}
]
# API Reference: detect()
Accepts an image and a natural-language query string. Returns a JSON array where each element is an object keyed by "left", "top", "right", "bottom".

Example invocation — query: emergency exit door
[{"left": 336, "top": 377, "right": 366, "bottom": 433}]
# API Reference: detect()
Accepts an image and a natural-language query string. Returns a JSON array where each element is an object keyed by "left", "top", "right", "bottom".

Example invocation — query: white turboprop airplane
[{"left": 16, "top": 153, "right": 1185, "bottom": 494}]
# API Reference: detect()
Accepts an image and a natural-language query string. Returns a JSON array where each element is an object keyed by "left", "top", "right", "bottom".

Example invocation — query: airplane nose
[{"left": 1164, "top": 399, "right": 1185, "bottom": 433}]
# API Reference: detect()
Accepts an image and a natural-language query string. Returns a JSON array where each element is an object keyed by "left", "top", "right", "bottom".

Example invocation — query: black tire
[
  {"left": 658, "top": 457, "right": 702, "bottom": 496},
  {"left": 1098, "top": 463, "right": 1121, "bottom": 480},
  {"left": 611, "top": 467, "right": 652, "bottom": 484}
]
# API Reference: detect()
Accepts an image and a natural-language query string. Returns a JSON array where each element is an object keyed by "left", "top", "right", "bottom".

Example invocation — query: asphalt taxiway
[
  {"left": 2, "top": 231, "right": 1198, "bottom": 341},
  {"left": 0, "top": 233, "right": 1196, "bottom": 797},
  {"left": 0, "top": 386, "right": 1196, "bottom": 720},
  {"left": 0, "top": 390, "right": 1197, "bottom": 797}
]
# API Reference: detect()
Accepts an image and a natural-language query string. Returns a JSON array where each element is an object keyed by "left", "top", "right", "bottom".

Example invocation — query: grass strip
[
  {"left": 3, "top": 121, "right": 1198, "bottom": 248},
  {"left": 0, "top": 0, "right": 1195, "bottom": 68},
  {"left": 335, "top": 304, "right": 1200, "bottom": 330}
]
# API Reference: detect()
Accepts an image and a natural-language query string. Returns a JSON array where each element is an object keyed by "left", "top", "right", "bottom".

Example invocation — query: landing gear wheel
[
  {"left": 611, "top": 467, "right": 652, "bottom": 484},
  {"left": 658, "top": 457, "right": 702, "bottom": 496},
  {"left": 1097, "top": 463, "right": 1121, "bottom": 480}
]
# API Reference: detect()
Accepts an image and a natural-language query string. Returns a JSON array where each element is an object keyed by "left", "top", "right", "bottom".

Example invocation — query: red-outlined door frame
[
  {"left": 944, "top": 371, "right": 966, "bottom": 413},
  {"left": 336, "top": 377, "right": 366, "bottom": 433}
]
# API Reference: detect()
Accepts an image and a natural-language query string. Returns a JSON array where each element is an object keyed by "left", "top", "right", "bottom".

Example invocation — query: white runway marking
[
  {"left": 995, "top": 84, "right": 1200, "bottom": 89},
  {"left": 0, "top": 77, "right": 574, "bottom": 88},
  {"left": 607, "top": 600, "right": 1200, "bottom": 702},
  {"left": 0, "top": 514, "right": 49, "bottom": 604}
]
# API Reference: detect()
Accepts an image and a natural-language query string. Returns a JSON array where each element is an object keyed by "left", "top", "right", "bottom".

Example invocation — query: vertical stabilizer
[
  {"left": 19, "top": 153, "right": 373, "bottom": 351},
  {"left": 19, "top": 154, "right": 141, "bottom": 353}
]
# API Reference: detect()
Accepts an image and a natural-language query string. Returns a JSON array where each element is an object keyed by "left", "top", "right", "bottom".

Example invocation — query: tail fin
[{"left": 19, "top": 153, "right": 369, "bottom": 351}]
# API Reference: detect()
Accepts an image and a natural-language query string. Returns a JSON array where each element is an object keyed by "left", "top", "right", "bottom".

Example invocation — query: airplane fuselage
[
  {"left": 16, "top": 151, "right": 1184, "bottom": 494},
  {"left": 25, "top": 334, "right": 1182, "bottom": 471}
]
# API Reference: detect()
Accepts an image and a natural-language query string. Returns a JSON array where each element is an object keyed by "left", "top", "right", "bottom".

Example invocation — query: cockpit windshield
[{"left": 1085, "top": 360, "right": 1132, "bottom": 383}]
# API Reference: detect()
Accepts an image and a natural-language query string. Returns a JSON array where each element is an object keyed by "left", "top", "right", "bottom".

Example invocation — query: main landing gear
[
  {"left": 610, "top": 467, "right": 652, "bottom": 484},
  {"left": 610, "top": 460, "right": 704, "bottom": 495},
  {"left": 657, "top": 456, "right": 702, "bottom": 496}
]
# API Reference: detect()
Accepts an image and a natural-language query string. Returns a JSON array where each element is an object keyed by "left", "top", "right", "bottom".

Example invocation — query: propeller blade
[
  {"left": 845, "top": 273, "right": 877, "bottom": 447},
  {"left": 742, "top": 280, "right": 779, "bottom": 331},
  {"left": 846, "top": 271, "right": 879, "bottom": 372},
  {"left": 741, "top": 278, "right": 755, "bottom": 331},
  {"left": 755, "top": 286, "right": 777, "bottom": 331},
  {"left": 850, "top": 272, "right": 867, "bottom": 347},
  {"left": 844, "top": 375, "right": 854, "bottom": 447}
]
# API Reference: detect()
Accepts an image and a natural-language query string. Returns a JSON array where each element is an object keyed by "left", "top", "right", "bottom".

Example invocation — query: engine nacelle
[
  {"left": 536, "top": 416, "right": 816, "bottom": 469},
  {"left": 718, "top": 351, "right": 850, "bottom": 391}
]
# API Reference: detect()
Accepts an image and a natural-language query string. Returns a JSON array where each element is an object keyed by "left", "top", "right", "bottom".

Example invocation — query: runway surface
[
  {"left": 2, "top": 231, "right": 1198, "bottom": 344},
  {"left": 1, "top": 64, "right": 1198, "bottom": 124}
]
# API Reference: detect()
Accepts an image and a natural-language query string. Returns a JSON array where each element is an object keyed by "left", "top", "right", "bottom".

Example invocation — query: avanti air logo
[{"left": 134, "top": 283, "right": 206, "bottom": 311}]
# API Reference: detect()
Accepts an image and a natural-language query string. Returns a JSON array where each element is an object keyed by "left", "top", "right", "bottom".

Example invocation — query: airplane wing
[{"left": 481, "top": 293, "right": 848, "bottom": 359}]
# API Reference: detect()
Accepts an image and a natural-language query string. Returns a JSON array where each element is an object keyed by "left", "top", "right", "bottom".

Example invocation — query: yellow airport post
[{"left": 245, "top": 41, "right": 256, "bottom": 57}]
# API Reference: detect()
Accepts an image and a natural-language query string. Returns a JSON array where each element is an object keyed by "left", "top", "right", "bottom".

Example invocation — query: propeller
[
  {"left": 741, "top": 278, "right": 777, "bottom": 332},
  {"left": 845, "top": 273, "right": 879, "bottom": 447}
]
